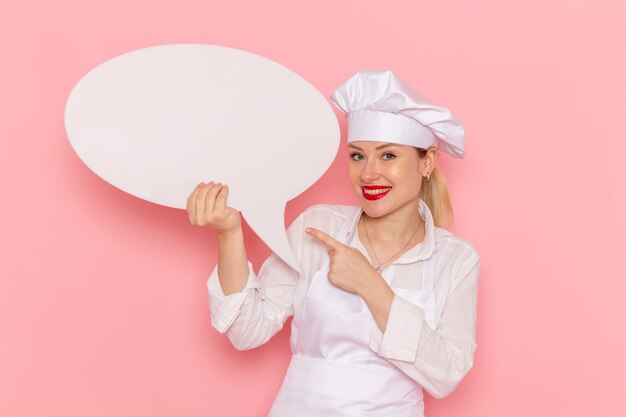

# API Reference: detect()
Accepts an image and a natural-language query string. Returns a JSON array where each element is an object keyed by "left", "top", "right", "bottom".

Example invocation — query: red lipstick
[{"left": 361, "top": 185, "right": 392, "bottom": 201}]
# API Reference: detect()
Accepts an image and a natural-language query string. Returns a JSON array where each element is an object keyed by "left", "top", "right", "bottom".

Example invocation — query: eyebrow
[{"left": 347, "top": 143, "right": 399, "bottom": 151}]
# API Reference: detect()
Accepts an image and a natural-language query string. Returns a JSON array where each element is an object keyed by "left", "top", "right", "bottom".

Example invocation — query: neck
[{"left": 361, "top": 200, "right": 424, "bottom": 245}]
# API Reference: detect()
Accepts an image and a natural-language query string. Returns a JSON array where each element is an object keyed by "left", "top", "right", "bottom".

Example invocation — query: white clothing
[
  {"left": 268, "top": 206, "right": 438, "bottom": 416},
  {"left": 207, "top": 200, "right": 480, "bottom": 402}
]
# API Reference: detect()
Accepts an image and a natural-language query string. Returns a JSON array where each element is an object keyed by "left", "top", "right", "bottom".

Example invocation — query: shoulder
[
  {"left": 292, "top": 203, "right": 358, "bottom": 232},
  {"left": 300, "top": 203, "right": 357, "bottom": 218},
  {"left": 435, "top": 227, "right": 479, "bottom": 257},
  {"left": 434, "top": 227, "right": 480, "bottom": 276},
  {"left": 286, "top": 204, "right": 358, "bottom": 269}
]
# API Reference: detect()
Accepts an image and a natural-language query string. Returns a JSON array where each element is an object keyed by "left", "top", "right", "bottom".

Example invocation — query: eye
[
  {"left": 350, "top": 152, "right": 364, "bottom": 161},
  {"left": 381, "top": 152, "right": 397, "bottom": 161}
]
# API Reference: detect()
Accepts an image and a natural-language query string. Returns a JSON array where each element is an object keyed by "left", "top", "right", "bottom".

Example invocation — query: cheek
[
  {"left": 347, "top": 164, "right": 360, "bottom": 184},
  {"left": 391, "top": 166, "right": 422, "bottom": 197}
]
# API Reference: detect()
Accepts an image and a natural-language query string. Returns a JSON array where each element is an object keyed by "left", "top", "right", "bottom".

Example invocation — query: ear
[{"left": 419, "top": 147, "right": 439, "bottom": 177}]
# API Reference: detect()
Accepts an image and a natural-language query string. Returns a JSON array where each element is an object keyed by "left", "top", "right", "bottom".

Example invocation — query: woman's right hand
[{"left": 186, "top": 182, "right": 242, "bottom": 235}]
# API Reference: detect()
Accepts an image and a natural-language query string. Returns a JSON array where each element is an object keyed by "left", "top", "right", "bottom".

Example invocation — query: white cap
[{"left": 330, "top": 70, "right": 465, "bottom": 158}]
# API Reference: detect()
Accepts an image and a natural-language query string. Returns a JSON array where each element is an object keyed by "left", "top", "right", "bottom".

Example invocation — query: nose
[{"left": 360, "top": 158, "right": 381, "bottom": 183}]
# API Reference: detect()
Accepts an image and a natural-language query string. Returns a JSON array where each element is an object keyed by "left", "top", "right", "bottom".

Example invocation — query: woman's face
[{"left": 347, "top": 141, "right": 427, "bottom": 218}]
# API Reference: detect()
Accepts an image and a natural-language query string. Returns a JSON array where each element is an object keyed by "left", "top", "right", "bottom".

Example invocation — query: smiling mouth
[{"left": 361, "top": 186, "right": 392, "bottom": 200}]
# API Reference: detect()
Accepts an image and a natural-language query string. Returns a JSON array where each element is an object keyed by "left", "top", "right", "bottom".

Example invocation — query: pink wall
[{"left": 1, "top": 1, "right": 625, "bottom": 416}]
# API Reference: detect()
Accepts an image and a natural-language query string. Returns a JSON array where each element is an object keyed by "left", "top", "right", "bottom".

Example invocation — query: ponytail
[{"left": 416, "top": 148, "right": 453, "bottom": 227}]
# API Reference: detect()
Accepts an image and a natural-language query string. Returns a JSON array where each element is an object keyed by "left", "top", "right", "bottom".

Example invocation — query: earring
[{"left": 426, "top": 172, "right": 431, "bottom": 182}]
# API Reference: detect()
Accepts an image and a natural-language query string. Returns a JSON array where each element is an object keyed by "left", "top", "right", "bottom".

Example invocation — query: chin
[
  {"left": 360, "top": 195, "right": 420, "bottom": 219},
  {"left": 359, "top": 201, "right": 391, "bottom": 218}
]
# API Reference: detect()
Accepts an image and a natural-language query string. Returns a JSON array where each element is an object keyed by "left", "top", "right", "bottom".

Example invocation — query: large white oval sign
[{"left": 65, "top": 44, "right": 340, "bottom": 270}]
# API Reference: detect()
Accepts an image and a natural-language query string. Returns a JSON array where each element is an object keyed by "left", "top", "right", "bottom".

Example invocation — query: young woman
[{"left": 187, "top": 70, "right": 480, "bottom": 417}]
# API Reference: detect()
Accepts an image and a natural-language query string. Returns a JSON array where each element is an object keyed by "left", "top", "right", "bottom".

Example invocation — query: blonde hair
[{"left": 416, "top": 148, "right": 453, "bottom": 227}]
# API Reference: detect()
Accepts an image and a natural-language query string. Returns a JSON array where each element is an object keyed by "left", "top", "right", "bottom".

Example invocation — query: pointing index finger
[{"left": 306, "top": 227, "right": 343, "bottom": 250}]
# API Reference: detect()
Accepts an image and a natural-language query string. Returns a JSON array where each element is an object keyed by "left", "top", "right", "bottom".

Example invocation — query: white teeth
[{"left": 363, "top": 187, "right": 391, "bottom": 195}]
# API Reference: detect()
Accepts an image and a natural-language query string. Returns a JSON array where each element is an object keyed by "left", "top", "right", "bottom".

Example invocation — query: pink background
[{"left": 1, "top": 1, "right": 625, "bottom": 416}]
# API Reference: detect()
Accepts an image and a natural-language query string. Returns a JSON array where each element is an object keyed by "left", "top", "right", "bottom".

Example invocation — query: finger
[
  {"left": 187, "top": 182, "right": 205, "bottom": 221},
  {"left": 214, "top": 184, "right": 229, "bottom": 212},
  {"left": 306, "top": 227, "right": 343, "bottom": 250},
  {"left": 195, "top": 181, "right": 215, "bottom": 219},
  {"left": 188, "top": 182, "right": 204, "bottom": 206},
  {"left": 204, "top": 182, "right": 223, "bottom": 214}
]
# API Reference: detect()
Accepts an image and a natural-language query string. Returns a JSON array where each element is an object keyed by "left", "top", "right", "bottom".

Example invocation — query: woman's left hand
[{"left": 306, "top": 227, "right": 379, "bottom": 295}]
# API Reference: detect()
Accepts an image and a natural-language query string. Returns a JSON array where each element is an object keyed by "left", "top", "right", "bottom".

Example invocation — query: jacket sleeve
[
  {"left": 368, "top": 251, "right": 480, "bottom": 398},
  {"left": 206, "top": 212, "right": 306, "bottom": 351}
]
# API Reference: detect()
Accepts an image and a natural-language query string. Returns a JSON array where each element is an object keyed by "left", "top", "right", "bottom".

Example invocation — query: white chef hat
[{"left": 330, "top": 70, "right": 465, "bottom": 158}]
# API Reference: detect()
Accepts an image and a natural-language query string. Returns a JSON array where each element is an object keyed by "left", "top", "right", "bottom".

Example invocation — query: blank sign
[{"left": 64, "top": 44, "right": 340, "bottom": 270}]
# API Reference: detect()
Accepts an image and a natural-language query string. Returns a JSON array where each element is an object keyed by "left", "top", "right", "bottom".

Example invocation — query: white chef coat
[{"left": 207, "top": 199, "right": 480, "bottom": 399}]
